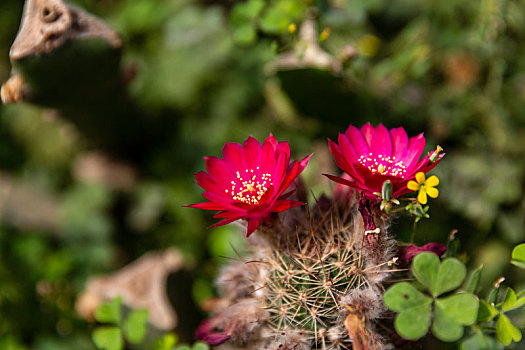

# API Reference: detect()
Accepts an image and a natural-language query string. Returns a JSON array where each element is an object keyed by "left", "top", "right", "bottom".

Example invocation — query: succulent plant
[{"left": 199, "top": 190, "right": 397, "bottom": 350}]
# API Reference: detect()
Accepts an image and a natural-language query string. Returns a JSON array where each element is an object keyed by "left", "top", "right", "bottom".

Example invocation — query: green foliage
[
  {"left": 153, "top": 334, "right": 178, "bottom": 350},
  {"left": 122, "top": 309, "right": 149, "bottom": 344},
  {"left": 384, "top": 252, "right": 479, "bottom": 341},
  {"left": 230, "top": 0, "right": 265, "bottom": 45},
  {"left": 92, "top": 297, "right": 148, "bottom": 350},
  {"left": 477, "top": 287, "right": 525, "bottom": 346},
  {"left": 92, "top": 327, "right": 122, "bottom": 350},
  {"left": 464, "top": 264, "right": 483, "bottom": 294},
  {"left": 95, "top": 297, "right": 122, "bottom": 325},
  {"left": 173, "top": 342, "right": 209, "bottom": 350},
  {"left": 460, "top": 330, "right": 503, "bottom": 350},
  {"left": 510, "top": 243, "right": 525, "bottom": 269}
]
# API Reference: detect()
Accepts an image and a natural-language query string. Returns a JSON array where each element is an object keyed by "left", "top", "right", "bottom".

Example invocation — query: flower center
[
  {"left": 358, "top": 153, "right": 407, "bottom": 178},
  {"left": 226, "top": 167, "right": 273, "bottom": 205}
]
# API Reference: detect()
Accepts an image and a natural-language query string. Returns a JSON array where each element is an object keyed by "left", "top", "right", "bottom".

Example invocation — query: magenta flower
[
  {"left": 187, "top": 135, "right": 311, "bottom": 236},
  {"left": 400, "top": 243, "right": 447, "bottom": 263},
  {"left": 325, "top": 123, "right": 444, "bottom": 200}
]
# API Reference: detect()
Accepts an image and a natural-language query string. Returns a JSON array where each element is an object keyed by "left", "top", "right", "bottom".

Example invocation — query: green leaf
[
  {"left": 412, "top": 252, "right": 466, "bottom": 297},
  {"left": 123, "top": 309, "right": 149, "bottom": 344},
  {"left": 432, "top": 293, "right": 478, "bottom": 342},
  {"left": 384, "top": 282, "right": 432, "bottom": 311},
  {"left": 192, "top": 342, "right": 209, "bottom": 350},
  {"left": 92, "top": 327, "right": 123, "bottom": 350},
  {"left": 496, "top": 314, "right": 522, "bottom": 346},
  {"left": 259, "top": 0, "right": 306, "bottom": 34},
  {"left": 154, "top": 333, "right": 178, "bottom": 350},
  {"left": 232, "top": 24, "right": 257, "bottom": 45},
  {"left": 460, "top": 331, "right": 503, "bottom": 350},
  {"left": 500, "top": 287, "right": 525, "bottom": 312},
  {"left": 488, "top": 282, "right": 502, "bottom": 304},
  {"left": 511, "top": 244, "right": 525, "bottom": 269},
  {"left": 464, "top": 265, "right": 483, "bottom": 293},
  {"left": 394, "top": 302, "right": 433, "bottom": 340},
  {"left": 477, "top": 300, "right": 499, "bottom": 322},
  {"left": 95, "top": 297, "right": 122, "bottom": 325},
  {"left": 434, "top": 258, "right": 467, "bottom": 297},
  {"left": 432, "top": 302, "right": 464, "bottom": 342},
  {"left": 412, "top": 252, "right": 440, "bottom": 292},
  {"left": 501, "top": 287, "right": 516, "bottom": 312},
  {"left": 384, "top": 282, "right": 433, "bottom": 340},
  {"left": 444, "top": 233, "right": 460, "bottom": 258},
  {"left": 230, "top": 0, "right": 264, "bottom": 45},
  {"left": 231, "top": 0, "right": 265, "bottom": 24},
  {"left": 436, "top": 294, "right": 479, "bottom": 325}
]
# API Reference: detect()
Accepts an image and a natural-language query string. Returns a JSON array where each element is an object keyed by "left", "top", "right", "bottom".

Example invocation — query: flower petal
[
  {"left": 246, "top": 218, "right": 262, "bottom": 236},
  {"left": 403, "top": 136, "right": 426, "bottom": 170},
  {"left": 205, "top": 156, "right": 233, "bottom": 181},
  {"left": 426, "top": 175, "right": 439, "bottom": 187},
  {"left": 360, "top": 122, "right": 374, "bottom": 146},
  {"left": 210, "top": 217, "right": 240, "bottom": 228},
  {"left": 407, "top": 180, "right": 420, "bottom": 191},
  {"left": 390, "top": 127, "right": 408, "bottom": 160},
  {"left": 260, "top": 135, "right": 277, "bottom": 170},
  {"left": 415, "top": 172, "right": 426, "bottom": 184},
  {"left": 185, "top": 202, "right": 224, "bottom": 210},
  {"left": 272, "top": 199, "right": 305, "bottom": 212},
  {"left": 411, "top": 152, "right": 445, "bottom": 175},
  {"left": 345, "top": 124, "right": 370, "bottom": 155},
  {"left": 323, "top": 174, "right": 367, "bottom": 193},
  {"left": 222, "top": 142, "right": 245, "bottom": 169},
  {"left": 426, "top": 187, "right": 439, "bottom": 198},
  {"left": 338, "top": 133, "right": 359, "bottom": 164},
  {"left": 417, "top": 188, "right": 428, "bottom": 204},
  {"left": 243, "top": 136, "right": 261, "bottom": 169},
  {"left": 195, "top": 171, "right": 223, "bottom": 194},
  {"left": 371, "top": 123, "right": 392, "bottom": 156}
]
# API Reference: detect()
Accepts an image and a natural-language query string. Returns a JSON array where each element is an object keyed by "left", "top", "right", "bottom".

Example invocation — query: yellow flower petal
[
  {"left": 426, "top": 175, "right": 439, "bottom": 187},
  {"left": 417, "top": 188, "right": 428, "bottom": 204},
  {"left": 415, "top": 172, "right": 426, "bottom": 184},
  {"left": 407, "top": 180, "right": 420, "bottom": 191},
  {"left": 426, "top": 187, "right": 439, "bottom": 198}
]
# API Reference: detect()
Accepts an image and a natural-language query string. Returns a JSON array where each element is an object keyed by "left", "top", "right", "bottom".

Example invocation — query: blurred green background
[{"left": 0, "top": 0, "right": 524, "bottom": 348}]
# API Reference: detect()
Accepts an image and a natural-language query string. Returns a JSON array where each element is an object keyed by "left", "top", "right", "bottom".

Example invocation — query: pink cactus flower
[
  {"left": 325, "top": 123, "right": 444, "bottom": 200},
  {"left": 187, "top": 135, "right": 311, "bottom": 236}
]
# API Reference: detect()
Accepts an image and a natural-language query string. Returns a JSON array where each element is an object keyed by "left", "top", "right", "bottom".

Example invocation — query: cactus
[{"left": 203, "top": 190, "right": 397, "bottom": 350}]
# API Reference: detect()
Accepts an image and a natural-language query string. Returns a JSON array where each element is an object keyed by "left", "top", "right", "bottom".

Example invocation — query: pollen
[
  {"left": 358, "top": 154, "right": 407, "bottom": 178},
  {"left": 230, "top": 169, "right": 273, "bottom": 205}
]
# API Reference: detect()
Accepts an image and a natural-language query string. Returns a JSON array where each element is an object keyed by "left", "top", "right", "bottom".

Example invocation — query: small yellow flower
[
  {"left": 319, "top": 27, "right": 331, "bottom": 42},
  {"left": 407, "top": 172, "right": 439, "bottom": 205},
  {"left": 288, "top": 23, "right": 297, "bottom": 35}
]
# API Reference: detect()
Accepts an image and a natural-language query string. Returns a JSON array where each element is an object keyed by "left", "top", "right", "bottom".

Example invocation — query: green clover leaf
[
  {"left": 384, "top": 282, "right": 432, "bottom": 340},
  {"left": 385, "top": 252, "right": 478, "bottom": 342},
  {"left": 496, "top": 314, "right": 522, "bottom": 346},
  {"left": 95, "top": 297, "right": 122, "bottom": 325},
  {"left": 123, "top": 309, "right": 149, "bottom": 344},
  {"left": 413, "top": 252, "right": 466, "bottom": 297},
  {"left": 510, "top": 244, "right": 525, "bottom": 269},
  {"left": 477, "top": 300, "right": 498, "bottom": 322},
  {"left": 154, "top": 334, "right": 178, "bottom": 350},
  {"left": 501, "top": 287, "right": 525, "bottom": 312},
  {"left": 92, "top": 327, "right": 123, "bottom": 350},
  {"left": 432, "top": 294, "right": 479, "bottom": 342},
  {"left": 460, "top": 330, "right": 503, "bottom": 350}
]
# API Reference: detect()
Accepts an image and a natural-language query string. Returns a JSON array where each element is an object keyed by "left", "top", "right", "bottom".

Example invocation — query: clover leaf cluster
[{"left": 384, "top": 252, "right": 479, "bottom": 342}]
